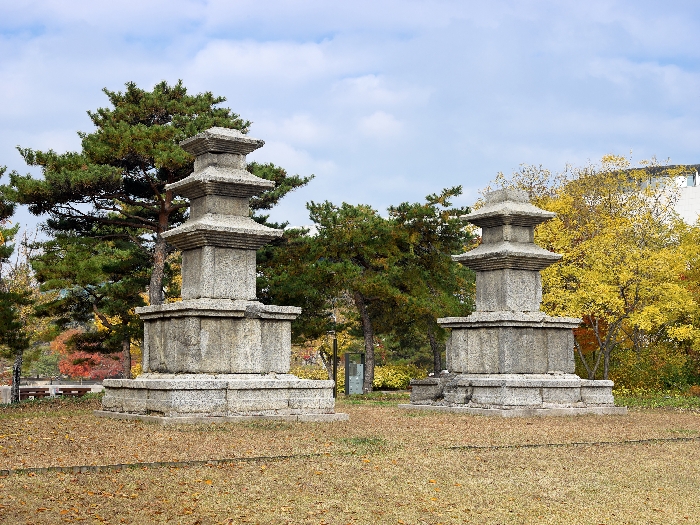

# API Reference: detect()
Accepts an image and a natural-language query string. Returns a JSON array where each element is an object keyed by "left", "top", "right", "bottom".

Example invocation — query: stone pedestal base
[
  {"left": 439, "top": 313, "right": 581, "bottom": 375},
  {"left": 404, "top": 373, "right": 626, "bottom": 417},
  {"left": 137, "top": 299, "right": 301, "bottom": 375},
  {"left": 98, "top": 373, "right": 348, "bottom": 423},
  {"left": 398, "top": 404, "right": 627, "bottom": 417}
]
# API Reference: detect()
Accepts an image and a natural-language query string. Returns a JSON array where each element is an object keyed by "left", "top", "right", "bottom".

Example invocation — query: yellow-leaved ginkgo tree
[{"left": 488, "top": 156, "right": 700, "bottom": 385}]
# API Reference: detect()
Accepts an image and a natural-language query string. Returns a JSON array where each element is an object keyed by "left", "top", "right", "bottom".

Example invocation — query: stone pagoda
[
  {"left": 97, "top": 127, "right": 346, "bottom": 423},
  {"left": 404, "top": 189, "right": 626, "bottom": 416}
]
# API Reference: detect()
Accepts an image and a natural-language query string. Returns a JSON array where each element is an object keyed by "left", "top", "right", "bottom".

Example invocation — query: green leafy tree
[
  {"left": 257, "top": 226, "right": 337, "bottom": 341},
  {"left": 25, "top": 349, "right": 60, "bottom": 379},
  {"left": 300, "top": 202, "right": 404, "bottom": 392},
  {"left": 490, "top": 157, "right": 699, "bottom": 384},
  {"left": 0, "top": 237, "right": 32, "bottom": 403},
  {"left": 4, "top": 82, "right": 312, "bottom": 382},
  {"left": 260, "top": 190, "right": 476, "bottom": 388}
]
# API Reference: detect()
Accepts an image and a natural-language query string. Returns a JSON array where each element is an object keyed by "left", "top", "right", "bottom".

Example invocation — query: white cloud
[
  {"left": 357, "top": 111, "right": 403, "bottom": 139},
  {"left": 185, "top": 40, "right": 338, "bottom": 85},
  {"left": 252, "top": 114, "right": 331, "bottom": 147},
  {"left": 584, "top": 57, "right": 700, "bottom": 109},
  {"left": 248, "top": 140, "right": 337, "bottom": 178},
  {"left": 2, "top": 0, "right": 700, "bottom": 231},
  {"left": 331, "top": 74, "right": 430, "bottom": 108}
]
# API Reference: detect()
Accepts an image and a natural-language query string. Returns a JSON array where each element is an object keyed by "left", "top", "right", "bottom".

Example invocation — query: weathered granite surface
[
  {"left": 101, "top": 127, "right": 343, "bottom": 422},
  {"left": 409, "top": 373, "right": 616, "bottom": 407},
  {"left": 101, "top": 373, "right": 344, "bottom": 419},
  {"left": 475, "top": 269, "right": 542, "bottom": 311},
  {"left": 398, "top": 404, "right": 626, "bottom": 417},
  {"left": 181, "top": 247, "right": 258, "bottom": 300},
  {"left": 440, "top": 312, "right": 580, "bottom": 374},
  {"left": 406, "top": 188, "right": 625, "bottom": 416},
  {"left": 137, "top": 300, "right": 300, "bottom": 374}
]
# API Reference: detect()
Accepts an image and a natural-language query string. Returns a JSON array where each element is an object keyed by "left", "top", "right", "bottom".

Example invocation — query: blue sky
[{"left": 1, "top": 0, "right": 699, "bottom": 229}]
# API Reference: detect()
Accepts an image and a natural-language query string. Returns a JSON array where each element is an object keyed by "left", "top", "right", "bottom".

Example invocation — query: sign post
[{"left": 344, "top": 353, "right": 365, "bottom": 395}]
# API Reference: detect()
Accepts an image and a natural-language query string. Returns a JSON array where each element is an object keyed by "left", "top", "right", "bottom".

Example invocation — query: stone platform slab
[
  {"left": 94, "top": 410, "right": 349, "bottom": 424},
  {"left": 101, "top": 373, "right": 345, "bottom": 420},
  {"left": 409, "top": 373, "right": 623, "bottom": 412},
  {"left": 398, "top": 404, "right": 627, "bottom": 417}
]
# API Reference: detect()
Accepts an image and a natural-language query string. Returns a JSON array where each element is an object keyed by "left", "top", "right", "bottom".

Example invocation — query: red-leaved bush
[{"left": 51, "top": 328, "right": 123, "bottom": 380}]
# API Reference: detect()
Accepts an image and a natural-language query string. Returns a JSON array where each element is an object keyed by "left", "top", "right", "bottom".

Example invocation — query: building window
[{"left": 687, "top": 171, "right": 697, "bottom": 187}]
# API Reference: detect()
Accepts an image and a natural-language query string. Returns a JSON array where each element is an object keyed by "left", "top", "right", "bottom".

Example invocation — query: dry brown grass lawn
[{"left": 1, "top": 396, "right": 699, "bottom": 524}]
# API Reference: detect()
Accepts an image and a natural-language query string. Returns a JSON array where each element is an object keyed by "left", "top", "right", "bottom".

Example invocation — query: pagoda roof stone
[
  {"left": 163, "top": 214, "right": 282, "bottom": 250},
  {"left": 462, "top": 188, "right": 555, "bottom": 228},
  {"left": 454, "top": 240, "right": 561, "bottom": 271},
  {"left": 180, "top": 127, "right": 264, "bottom": 156},
  {"left": 166, "top": 165, "right": 274, "bottom": 199}
]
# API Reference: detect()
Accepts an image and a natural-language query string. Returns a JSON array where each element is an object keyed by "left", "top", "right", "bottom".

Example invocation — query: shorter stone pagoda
[
  {"left": 97, "top": 127, "right": 346, "bottom": 423},
  {"left": 403, "top": 189, "right": 626, "bottom": 417}
]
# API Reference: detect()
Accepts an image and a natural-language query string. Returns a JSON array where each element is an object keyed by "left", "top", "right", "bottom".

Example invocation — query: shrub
[
  {"left": 290, "top": 364, "right": 427, "bottom": 391},
  {"left": 610, "top": 346, "right": 696, "bottom": 391},
  {"left": 373, "top": 364, "right": 427, "bottom": 390},
  {"left": 290, "top": 366, "right": 329, "bottom": 380},
  {"left": 291, "top": 365, "right": 345, "bottom": 393}
]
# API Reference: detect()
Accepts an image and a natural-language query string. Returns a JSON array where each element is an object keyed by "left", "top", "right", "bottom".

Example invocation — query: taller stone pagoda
[
  {"left": 405, "top": 189, "right": 626, "bottom": 416},
  {"left": 98, "top": 127, "right": 346, "bottom": 423}
]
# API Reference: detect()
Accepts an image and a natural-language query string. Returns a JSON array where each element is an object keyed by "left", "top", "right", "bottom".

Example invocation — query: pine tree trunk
[
  {"left": 149, "top": 233, "right": 167, "bottom": 306},
  {"left": 427, "top": 322, "right": 441, "bottom": 375},
  {"left": 122, "top": 336, "right": 132, "bottom": 380},
  {"left": 353, "top": 291, "right": 374, "bottom": 393},
  {"left": 11, "top": 347, "right": 22, "bottom": 404},
  {"left": 319, "top": 348, "right": 333, "bottom": 380}
]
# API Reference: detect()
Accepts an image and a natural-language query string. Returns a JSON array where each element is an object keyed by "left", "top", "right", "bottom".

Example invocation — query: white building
[{"left": 674, "top": 166, "right": 700, "bottom": 224}]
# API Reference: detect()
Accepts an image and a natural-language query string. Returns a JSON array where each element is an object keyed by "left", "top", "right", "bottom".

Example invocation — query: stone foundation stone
[
  {"left": 408, "top": 373, "right": 618, "bottom": 410},
  {"left": 100, "top": 374, "right": 346, "bottom": 421}
]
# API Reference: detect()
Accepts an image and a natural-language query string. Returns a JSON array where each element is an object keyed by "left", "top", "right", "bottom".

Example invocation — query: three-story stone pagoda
[
  {"left": 97, "top": 127, "right": 346, "bottom": 423},
  {"left": 404, "top": 189, "right": 626, "bottom": 416}
]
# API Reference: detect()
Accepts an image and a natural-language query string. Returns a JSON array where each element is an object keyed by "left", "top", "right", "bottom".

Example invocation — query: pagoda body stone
[
  {"left": 97, "top": 127, "right": 346, "bottom": 423},
  {"left": 403, "top": 189, "right": 626, "bottom": 417}
]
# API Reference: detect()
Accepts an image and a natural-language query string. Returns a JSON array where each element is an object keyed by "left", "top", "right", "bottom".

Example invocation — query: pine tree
[
  {"left": 31, "top": 223, "right": 151, "bottom": 379},
  {"left": 386, "top": 187, "right": 475, "bottom": 374},
  {"left": 0, "top": 167, "right": 32, "bottom": 403},
  {"left": 7, "top": 81, "right": 250, "bottom": 305},
  {"left": 259, "top": 192, "right": 475, "bottom": 389}
]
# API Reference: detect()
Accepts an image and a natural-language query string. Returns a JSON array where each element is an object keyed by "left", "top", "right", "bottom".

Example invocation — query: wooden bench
[
  {"left": 56, "top": 387, "right": 93, "bottom": 398},
  {"left": 19, "top": 387, "right": 51, "bottom": 400}
]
